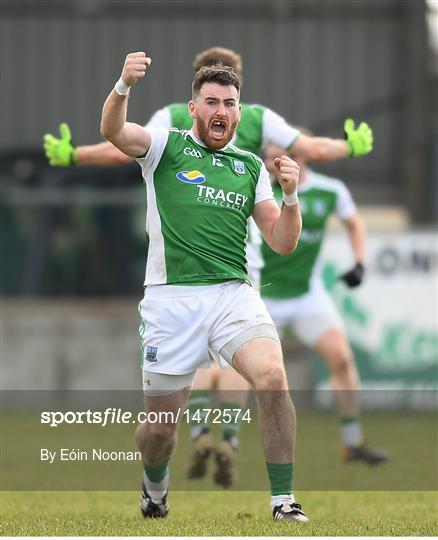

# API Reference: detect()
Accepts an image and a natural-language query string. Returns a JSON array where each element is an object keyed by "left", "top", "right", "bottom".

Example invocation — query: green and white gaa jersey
[
  {"left": 136, "top": 128, "right": 273, "bottom": 286},
  {"left": 146, "top": 103, "right": 292, "bottom": 284},
  {"left": 260, "top": 170, "right": 356, "bottom": 299},
  {"left": 146, "top": 103, "right": 300, "bottom": 156}
]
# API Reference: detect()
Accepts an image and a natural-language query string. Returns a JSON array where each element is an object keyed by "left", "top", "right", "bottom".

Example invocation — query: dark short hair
[
  {"left": 192, "top": 64, "right": 241, "bottom": 99},
  {"left": 193, "top": 47, "right": 243, "bottom": 78}
]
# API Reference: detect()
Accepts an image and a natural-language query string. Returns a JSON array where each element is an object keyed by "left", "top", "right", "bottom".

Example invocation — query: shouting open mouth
[{"left": 210, "top": 119, "right": 227, "bottom": 138}]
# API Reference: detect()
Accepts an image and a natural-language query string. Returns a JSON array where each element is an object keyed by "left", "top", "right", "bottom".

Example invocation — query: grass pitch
[
  {"left": 1, "top": 490, "right": 437, "bottom": 536},
  {"left": 1, "top": 409, "right": 437, "bottom": 535}
]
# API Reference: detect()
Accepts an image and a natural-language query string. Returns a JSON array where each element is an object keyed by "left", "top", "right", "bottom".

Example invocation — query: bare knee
[
  {"left": 329, "top": 346, "right": 355, "bottom": 376},
  {"left": 233, "top": 339, "right": 286, "bottom": 391},
  {"left": 135, "top": 421, "right": 178, "bottom": 451},
  {"left": 148, "top": 422, "right": 178, "bottom": 443},
  {"left": 254, "top": 363, "right": 287, "bottom": 391}
]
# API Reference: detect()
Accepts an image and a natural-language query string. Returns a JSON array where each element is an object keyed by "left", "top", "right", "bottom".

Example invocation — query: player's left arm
[
  {"left": 290, "top": 133, "right": 348, "bottom": 161},
  {"left": 288, "top": 119, "right": 373, "bottom": 162},
  {"left": 253, "top": 156, "right": 302, "bottom": 256},
  {"left": 340, "top": 212, "right": 366, "bottom": 287}
]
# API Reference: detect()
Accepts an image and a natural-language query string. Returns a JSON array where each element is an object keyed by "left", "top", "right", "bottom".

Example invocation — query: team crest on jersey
[
  {"left": 146, "top": 345, "right": 158, "bottom": 363},
  {"left": 176, "top": 170, "right": 206, "bottom": 184},
  {"left": 233, "top": 160, "right": 246, "bottom": 175}
]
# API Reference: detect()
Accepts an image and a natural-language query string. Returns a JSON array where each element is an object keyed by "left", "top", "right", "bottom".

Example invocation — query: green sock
[
  {"left": 143, "top": 460, "right": 169, "bottom": 483},
  {"left": 187, "top": 390, "right": 211, "bottom": 439},
  {"left": 266, "top": 461, "right": 294, "bottom": 496},
  {"left": 220, "top": 401, "right": 242, "bottom": 449}
]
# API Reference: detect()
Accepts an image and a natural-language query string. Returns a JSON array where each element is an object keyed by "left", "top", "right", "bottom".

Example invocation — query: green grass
[
  {"left": 1, "top": 490, "right": 437, "bottom": 536},
  {"left": 2, "top": 409, "right": 437, "bottom": 535}
]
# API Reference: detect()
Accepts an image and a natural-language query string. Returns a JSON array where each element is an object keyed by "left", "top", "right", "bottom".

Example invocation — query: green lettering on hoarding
[
  {"left": 377, "top": 324, "right": 438, "bottom": 371},
  {"left": 322, "top": 263, "right": 337, "bottom": 292},
  {"left": 341, "top": 296, "right": 368, "bottom": 327}
]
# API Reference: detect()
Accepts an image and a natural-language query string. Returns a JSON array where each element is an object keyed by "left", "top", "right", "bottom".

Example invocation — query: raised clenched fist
[
  {"left": 273, "top": 155, "right": 300, "bottom": 195},
  {"left": 120, "top": 52, "right": 152, "bottom": 87}
]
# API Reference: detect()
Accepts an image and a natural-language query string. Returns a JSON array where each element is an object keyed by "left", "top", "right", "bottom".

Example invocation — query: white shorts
[
  {"left": 139, "top": 280, "right": 279, "bottom": 393},
  {"left": 263, "top": 286, "right": 344, "bottom": 347}
]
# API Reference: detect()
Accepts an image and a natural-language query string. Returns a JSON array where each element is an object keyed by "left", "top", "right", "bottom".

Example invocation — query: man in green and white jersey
[
  {"left": 261, "top": 144, "right": 388, "bottom": 465},
  {"left": 43, "top": 46, "right": 374, "bottom": 486},
  {"left": 100, "top": 52, "right": 308, "bottom": 522}
]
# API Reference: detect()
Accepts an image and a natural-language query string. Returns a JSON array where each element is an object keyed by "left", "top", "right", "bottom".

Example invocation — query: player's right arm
[
  {"left": 340, "top": 212, "right": 366, "bottom": 287},
  {"left": 100, "top": 52, "right": 152, "bottom": 158},
  {"left": 333, "top": 180, "right": 366, "bottom": 287},
  {"left": 76, "top": 141, "right": 131, "bottom": 165},
  {"left": 44, "top": 103, "right": 171, "bottom": 167}
]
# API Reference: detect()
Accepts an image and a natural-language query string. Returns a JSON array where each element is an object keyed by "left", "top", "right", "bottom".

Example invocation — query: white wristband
[
  {"left": 114, "top": 77, "right": 131, "bottom": 96},
  {"left": 282, "top": 190, "right": 298, "bottom": 206}
]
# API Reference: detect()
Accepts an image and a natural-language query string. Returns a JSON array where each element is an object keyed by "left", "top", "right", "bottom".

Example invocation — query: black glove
[{"left": 340, "top": 262, "right": 364, "bottom": 288}]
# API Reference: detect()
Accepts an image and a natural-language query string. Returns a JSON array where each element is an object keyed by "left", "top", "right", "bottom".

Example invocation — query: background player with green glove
[{"left": 260, "top": 140, "right": 388, "bottom": 465}]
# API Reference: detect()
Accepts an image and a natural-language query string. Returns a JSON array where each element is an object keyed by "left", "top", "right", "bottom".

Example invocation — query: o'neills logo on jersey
[
  {"left": 196, "top": 185, "right": 248, "bottom": 211},
  {"left": 176, "top": 170, "right": 206, "bottom": 184}
]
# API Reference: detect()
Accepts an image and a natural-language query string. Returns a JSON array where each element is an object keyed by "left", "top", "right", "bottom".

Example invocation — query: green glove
[
  {"left": 344, "top": 118, "right": 373, "bottom": 157},
  {"left": 43, "top": 123, "right": 77, "bottom": 166}
]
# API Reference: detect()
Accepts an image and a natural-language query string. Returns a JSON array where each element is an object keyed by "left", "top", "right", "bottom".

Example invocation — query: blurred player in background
[
  {"left": 100, "top": 53, "right": 308, "bottom": 521},
  {"left": 43, "top": 47, "right": 374, "bottom": 486},
  {"left": 261, "top": 140, "right": 388, "bottom": 465}
]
